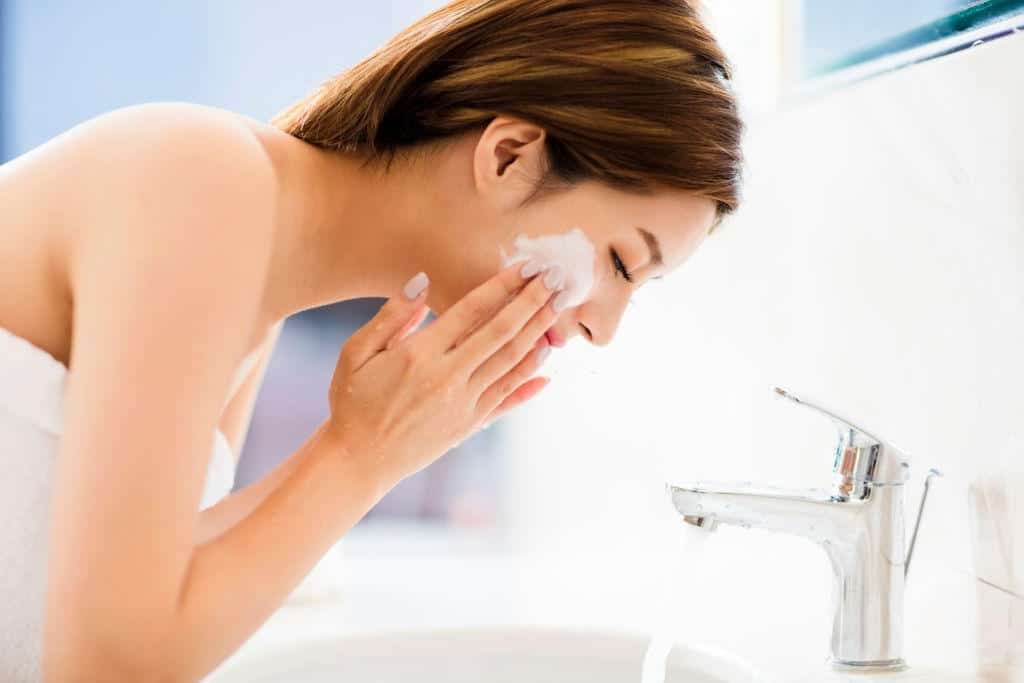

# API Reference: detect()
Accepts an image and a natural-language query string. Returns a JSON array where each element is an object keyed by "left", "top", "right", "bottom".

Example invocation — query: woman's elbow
[{"left": 43, "top": 615, "right": 189, "bottom": 683}]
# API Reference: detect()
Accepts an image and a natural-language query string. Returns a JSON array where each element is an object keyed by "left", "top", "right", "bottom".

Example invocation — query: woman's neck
[{"left": 258, "top": 136, "right": 441, "bottom": 327}]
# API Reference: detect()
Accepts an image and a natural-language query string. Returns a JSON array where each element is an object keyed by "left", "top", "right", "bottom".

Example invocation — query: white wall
[{"left": 1, "top": 1, "right": 441, "bottom": 158}]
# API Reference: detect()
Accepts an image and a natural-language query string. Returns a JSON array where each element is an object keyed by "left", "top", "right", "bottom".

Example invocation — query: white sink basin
[{"left": 210, "top": 626, "right": 765, "bottom": 682}]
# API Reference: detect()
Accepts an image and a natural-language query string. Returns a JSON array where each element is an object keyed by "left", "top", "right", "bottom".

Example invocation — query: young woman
[{"left": 0, "top": 0, "right": 742, "bottom": 680}]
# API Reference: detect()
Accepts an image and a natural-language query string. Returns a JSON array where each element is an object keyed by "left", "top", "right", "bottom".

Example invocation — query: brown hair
[{"left": 272, "top": 0, "right": 744, "bottom": 234}]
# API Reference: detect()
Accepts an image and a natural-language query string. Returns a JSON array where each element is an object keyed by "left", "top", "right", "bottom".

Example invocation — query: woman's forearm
[
  {"left": 195, "top": 437, "right": 314, "bottom": 545},
  {"left": 173, "top": 420, "right": 385, "bottom": 681}
]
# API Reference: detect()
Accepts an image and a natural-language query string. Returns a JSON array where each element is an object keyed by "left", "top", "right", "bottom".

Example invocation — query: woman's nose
[{"left": 577, "top": 299, "right": 628, "bottom": 347}]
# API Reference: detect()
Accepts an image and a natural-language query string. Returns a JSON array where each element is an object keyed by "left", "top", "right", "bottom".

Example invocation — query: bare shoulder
[
  {"left": 0, "top": 103, "right": 280, "bottom": 366},
  {"left": 70, "top": 101, "right": 272, "bottom": 159},
  {"left": 64, "top": 103, "right": 279, "bottom": 317},
  {"left": 64, "top": 104, "right": 283, "bottom": 404},
  {"left": 66, "top": 101, "right": 279, "bottom": 217},
  {"left": 24, "top": 101, "right": 280, "bottom": 234},
  {"left": 10, "top": 102, "right": 279, "bottom": 191}
]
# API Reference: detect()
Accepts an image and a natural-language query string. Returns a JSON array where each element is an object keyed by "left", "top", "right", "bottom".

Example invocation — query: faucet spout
[
  {"left": 668, "top": 481, "right": 860, "bottom": 544},
  {"left": 666, "top": 479, "right": 908, "bottom": 672}
]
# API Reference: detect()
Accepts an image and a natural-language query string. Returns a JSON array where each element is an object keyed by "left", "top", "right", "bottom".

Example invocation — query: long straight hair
[{"left": 272, "top": 0, "right": 744, "bottom": 233}]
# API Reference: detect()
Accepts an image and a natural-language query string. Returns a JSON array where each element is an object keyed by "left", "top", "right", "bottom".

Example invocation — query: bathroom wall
[
  {"left": 498, "top": 4, "right": 1022, "bottom": 670},
  {"left": 0, "top": 2, "right": 209, "bottom": 159},
  {"left": 0, "top": 0, "right": 438, "bottom": 156},
  {"left": 0, "top": 2, "right": 7, "bottom": 159}
]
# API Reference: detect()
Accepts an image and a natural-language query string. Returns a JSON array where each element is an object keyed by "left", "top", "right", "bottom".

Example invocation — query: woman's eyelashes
[{"left": 610, "top": 247, "right": 634, "bottom": 283}]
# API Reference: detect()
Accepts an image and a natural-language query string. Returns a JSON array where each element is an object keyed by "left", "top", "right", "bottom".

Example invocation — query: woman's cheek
[{"left": 497, "top": 226, "right": 597, "bottom": 309}]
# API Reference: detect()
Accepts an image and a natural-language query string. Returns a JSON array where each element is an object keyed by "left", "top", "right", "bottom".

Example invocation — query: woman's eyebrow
[
  {"left": 636, "top": 226, "right": 664, "bottom": 267},
  {"left": 636, "top": 226, "right": 665, "bottom": 279}
]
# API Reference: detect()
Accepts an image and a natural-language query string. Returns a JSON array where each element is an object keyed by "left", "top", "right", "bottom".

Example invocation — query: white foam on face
[{"left": 498, "top": 227, "right": 597, "bottom": 309}]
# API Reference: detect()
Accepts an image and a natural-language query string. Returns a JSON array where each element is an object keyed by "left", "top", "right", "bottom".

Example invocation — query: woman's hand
[{"left": 326, "top": 260, "right": 564, "bottom": 491}]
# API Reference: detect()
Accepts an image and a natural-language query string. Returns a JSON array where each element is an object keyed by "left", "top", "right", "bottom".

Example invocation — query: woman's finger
[
  {"left": 475, "top": 339, "right": 552, "bottom": 418},
  {"left": 422, "top": 261, "right": 536, "bottom": 354},
  {"left": 480, "top": 375, "right": 550, "bottom": 429},
  {"left": 462, "top": 271, "right": 560, "bottom": 391},
  {"left": 343, "top": 271, "right": 429, "bottom": 370},
  {"left": 385, "top": 300, "right": 431, "bottom": 351}
]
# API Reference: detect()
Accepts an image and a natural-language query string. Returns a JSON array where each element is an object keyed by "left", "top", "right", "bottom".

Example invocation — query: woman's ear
[{"left": 472, "top": 115, "right": 547, "bottom": 209}]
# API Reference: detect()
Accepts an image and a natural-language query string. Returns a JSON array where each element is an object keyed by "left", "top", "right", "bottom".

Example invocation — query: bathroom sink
[{"left": 210, "top": 626, "right": 766, "bottom": 682}]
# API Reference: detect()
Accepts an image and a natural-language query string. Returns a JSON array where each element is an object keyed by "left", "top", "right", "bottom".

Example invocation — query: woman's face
[
  {"left": 425, "top": 116, "right": 718, "bottom": 349},
  {"left": 495, "top": 181, "right": 717, "bottom": 348}
]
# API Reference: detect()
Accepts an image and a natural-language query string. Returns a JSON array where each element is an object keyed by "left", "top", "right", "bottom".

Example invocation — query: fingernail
[
  {"left": 552, "top": 289, "right": 572, "bottom": 313},
  {"left": 520, "top": 259, "right": 542, "bottom": 278},
  {"left": 543, "top": 264, "right": 564, "bottom": 290},
  {"left": 403, "top": 271, "right": 429, "bottom": 300},
  {"left": 537, "top": 345, "right": 552, "bottom": 366}
]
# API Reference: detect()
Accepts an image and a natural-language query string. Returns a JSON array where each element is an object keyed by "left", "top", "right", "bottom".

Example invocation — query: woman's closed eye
[{"left": 610, "top": 247, "right": 633, "bottom": 283}]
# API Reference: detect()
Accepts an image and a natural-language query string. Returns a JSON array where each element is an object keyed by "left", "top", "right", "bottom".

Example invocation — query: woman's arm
[
  {"left": 177, "top": 421, "right": 384, "bottom": 679},
  {"left": 194, "top": 319, "right": 290, "bottom": 545},
  {"left": 195, "top": 411, "right": 315, "bottom": 546},
  {"left": 44, "top": 103, "right": 383, "bottom": 681},
  {"left": 217, "top": 318, "right": 284, "bottom": 459}
]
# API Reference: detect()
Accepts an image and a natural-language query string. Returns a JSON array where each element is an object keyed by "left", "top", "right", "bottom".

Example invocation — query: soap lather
[{"left": 499, "top": 226, "right": 597, "bottom": 312}]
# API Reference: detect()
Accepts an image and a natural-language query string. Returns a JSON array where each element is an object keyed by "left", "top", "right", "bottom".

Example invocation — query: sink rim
[{"left": 211, "top": 623, "right": 772, "bottom": 682}]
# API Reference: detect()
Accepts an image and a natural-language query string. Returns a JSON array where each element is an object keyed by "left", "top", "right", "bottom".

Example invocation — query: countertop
[{"left": 209, "top": 521, "right": 1023, "bottom": 682}]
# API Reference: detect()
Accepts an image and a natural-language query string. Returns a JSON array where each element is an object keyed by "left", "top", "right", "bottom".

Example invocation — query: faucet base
[{"left": 829, "top": 657, "right": 908, "bottom": 673}]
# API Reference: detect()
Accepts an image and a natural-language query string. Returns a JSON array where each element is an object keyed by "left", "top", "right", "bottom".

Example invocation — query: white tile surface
[{"left": 210, "top": 523, "right": 1023, "bottom": 681}]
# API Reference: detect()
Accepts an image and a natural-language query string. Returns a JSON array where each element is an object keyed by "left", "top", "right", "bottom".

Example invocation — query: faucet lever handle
[
  {"left": 772, "top": 386, "right": 911, "bottom": 486},
  {"left": 773, "top": 386, "right": 878, "bottom": 441}
]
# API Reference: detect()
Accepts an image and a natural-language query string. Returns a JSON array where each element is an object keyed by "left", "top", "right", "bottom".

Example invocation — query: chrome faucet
[{"left": 666, "top": 386, "right": 941, "bottom": 673}]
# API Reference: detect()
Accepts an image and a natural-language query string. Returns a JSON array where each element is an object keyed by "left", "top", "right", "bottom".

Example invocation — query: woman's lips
[{"left": 545, "top": 328, "right": 566, "bottom": 347}]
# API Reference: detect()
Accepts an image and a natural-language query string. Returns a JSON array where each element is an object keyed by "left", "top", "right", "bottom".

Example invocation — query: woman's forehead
[{"left": 616, "top": 191, "right": 715, "bottom": 261}]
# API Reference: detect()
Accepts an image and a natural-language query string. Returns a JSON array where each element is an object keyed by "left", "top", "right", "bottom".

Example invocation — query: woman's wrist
[{"left": 315, "top": 419, "right": 390, "bottom": 507}]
